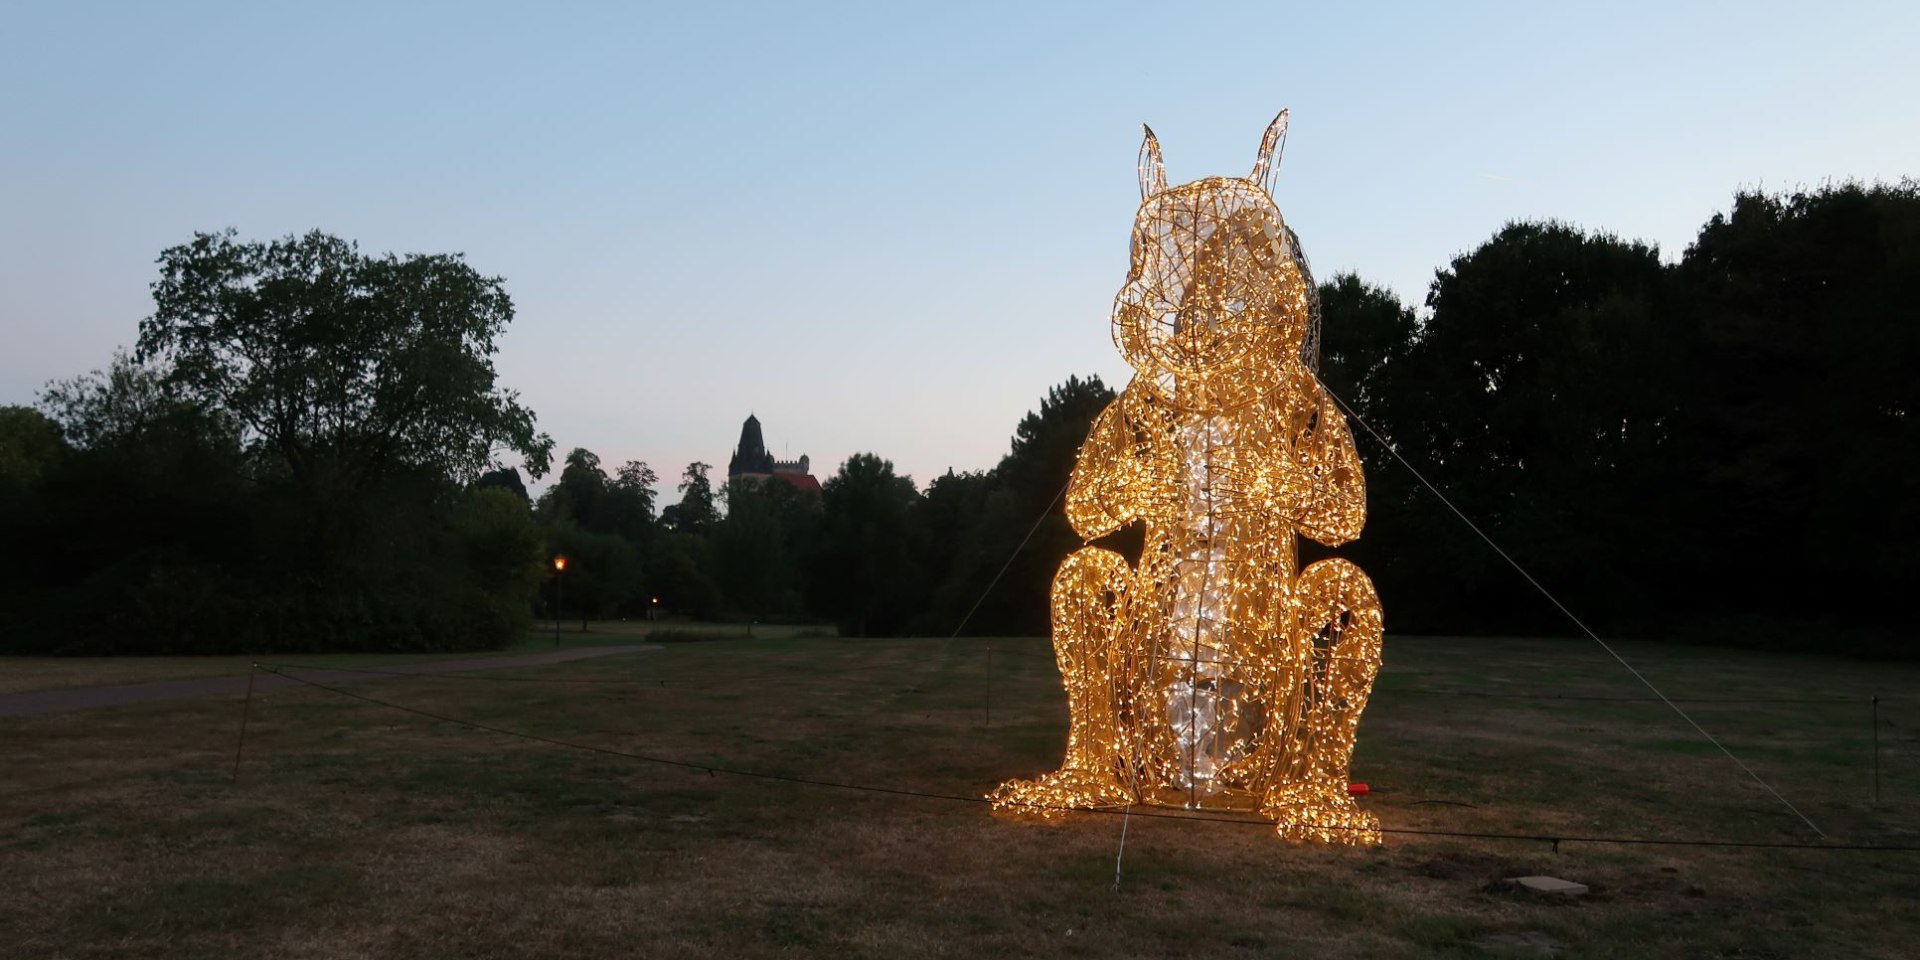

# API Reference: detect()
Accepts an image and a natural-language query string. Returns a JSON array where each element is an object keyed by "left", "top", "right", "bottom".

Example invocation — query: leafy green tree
[
  {"left": 663, "top": 461, "right": 718, "bottom": 534},
  {"left": 4, "top": 365, "right": 250, "bottom": 653},
  {"left": 457, "top": 486, "right": 546, "bottom": 637},
  {"left": 4, "top": 230, "right": 556, "bottom": 654},
  {"left": 648, "top": 530, "right": 723, "bottom": 619},
  {"left": 475, "top": 466, "right": 529, "bottom": 504},
  {"left": 912, "top": 468, "right": 996, "bottom": 633},
  {"left": 1000, "top": 375, "right": 1115, "bottom": 499},
  {"left": 38, "top": 351, "right": 208, "bottom": 451},
  {"left": 924, "top": 376, "right": 1116, "bottom": 636},
  {"left": 1315, "top": 273, "right": 1417, "bottom": 427},
  {"left": 1677, "top": 182, "right": 1920, "bottom": 642},
  {"left": 600, "top": 460, "right": 660, "bottom": 542},
  {"left": 1387, "top": 220, "right": 1677, "bottom": 633},
  {"left": 1308, "top": 275, "right": 1422, "bottom": 614},
  {"left": 539, "top": 447, "right": 608, "bottom": 527},
  {"left": 0, "top": 405, "right": 67, "bottom": 492},
  {"left": 531, "top": 450, "right": 669, "bottom": 623},
  {"left": 543, "top": 522, "right": 644, "bottom": 629},
  {"left": 713, "top": 481, "right": 796, "bottom": 619},
  {"left": 809, "top": 453, "right": 922, "bottom": 636},
  {"left": 136, "top": 229, "right": 552, "bottom": 498},
  {"left": 758, "top": 475, "right": 821, "bottom": 577},
  {"left": 536, "top": 450, "right": 657, "bottom": 537}
]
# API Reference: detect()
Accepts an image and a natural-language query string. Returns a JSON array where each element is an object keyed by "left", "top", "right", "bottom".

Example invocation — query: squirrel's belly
[{"left": 1148, "top": 413, "right": 1294, "bottom": 799}]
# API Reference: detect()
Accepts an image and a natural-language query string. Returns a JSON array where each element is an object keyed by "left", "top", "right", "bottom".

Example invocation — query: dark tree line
[
  {"left": 1319, "top": 181, "right": 1919, "bottom": 654},
  {"left": 467, "top": 374, "right": 1119, "bottom": 640},
  {"left": 3, "top": 182, "right": 1913, "bottom": 655},
  {"left": 701, "top": 181, "right": 1918, "bottom": 653},
  {"left": 1, "top": 231, "right": 553, "bottom": 654}
]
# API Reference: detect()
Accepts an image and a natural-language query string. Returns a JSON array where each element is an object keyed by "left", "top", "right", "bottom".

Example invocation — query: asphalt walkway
[{"left": 0, "top": 644, "right": 658, "bottom": 718}]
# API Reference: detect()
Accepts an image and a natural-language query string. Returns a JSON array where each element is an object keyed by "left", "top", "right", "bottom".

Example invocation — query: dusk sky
[{"left": 4, "top": 1, "right": 1915, "bottom": 500}]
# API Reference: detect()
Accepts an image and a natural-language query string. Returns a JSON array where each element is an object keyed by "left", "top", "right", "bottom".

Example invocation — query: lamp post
[
  {"left": 552, "top": 555, "right": 568, "bottom": 647},
  {"left": 650, "top": 596, "right": 660, "bottom": 622}
]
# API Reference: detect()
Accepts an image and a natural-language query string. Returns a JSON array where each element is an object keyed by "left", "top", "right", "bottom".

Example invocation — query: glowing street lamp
[{"left": 552, "top": 555, "right": 568, "bottom": 646}]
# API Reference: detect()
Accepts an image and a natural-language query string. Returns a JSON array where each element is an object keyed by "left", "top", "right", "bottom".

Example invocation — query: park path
[{"left": 0, "top": 644, "right": 658, "bottom": 718}]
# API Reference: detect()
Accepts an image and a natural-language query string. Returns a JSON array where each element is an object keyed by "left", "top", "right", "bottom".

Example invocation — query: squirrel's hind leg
[
  {"left": 989, "top": 547, "right": 1136, "bottom": 814},
  {"left": 1261, "top": 558, "right": 1384, "bottom": 843}
]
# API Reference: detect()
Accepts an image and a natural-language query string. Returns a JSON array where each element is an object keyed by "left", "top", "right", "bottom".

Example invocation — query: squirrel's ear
[
  {"left": 1250, "top": 109, "right": 1290, "bottom": 195},
  {"left": 1138, "top": 124, "right": 1168, "bottom": 200}
]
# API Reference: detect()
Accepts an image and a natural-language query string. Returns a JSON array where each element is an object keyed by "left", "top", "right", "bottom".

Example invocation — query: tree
[
  {"left": 543, "top": 523, "right": 644, "bottom": 629},
  {"left": 458, "top": 486, "right": 546, "bottom": 636},
  {"left": 648, "top": 529, "right": 723, "bottom": 619},
  {"left": 601, "top": 460, "right": 660, "bottom": 542},
  {"left": 1, "top": 230, "right": 557, "bottom": 655},
  {"left": 0, "top": 405, "right": 67, "bottom": 491},
  {"left": 664, "top": 461, "right": 718, "bottom": 534},
  {"left": 912, "top": 468, "right": 997, "bottom": 633},
  {"left": 539, "top": 447, "right": 608, "bottom": 527},
  {"left": 809, "top": 453, "right": 922, "bottom": 636},
  {"left": 6, "top": 362, "right": 252, "bottom": 654},
  {"left": 713, "top": 481, "right": 796, "bottom": 619},
  {"left": 1001, "top": 375, "right": 1116, "bottom": 500},
  {"left": 136, "top": 229, "right": 553, "bottom": 499},
  {"left": 475, "top": 466, "right": 529, "bottom": 504},
  {"left": 1387, "top": 220, "right": 1677, "bottom": 633},
  {"left": 1677, "top": 182, "right": 1920, "bottom": 641},
  {"left": 39, "top": 351, "right": 209, "bottom": 451},
  {"left": 1315, "top": 273, "right": 1417, "bottom": 428},
  {"left": 0, "top": 406, "right": 72, "bottom": 640},
  {"left": 1308, "top": 275, "right": 1423, "bottom": 618},
  {"left": 924, "top": 376, "right": 1116, "bottom": 636}
]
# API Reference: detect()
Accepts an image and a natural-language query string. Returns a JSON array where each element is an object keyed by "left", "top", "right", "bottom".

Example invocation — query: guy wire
[{"left": 1317, "top": 380, "right": 1828, "bottom": 840}]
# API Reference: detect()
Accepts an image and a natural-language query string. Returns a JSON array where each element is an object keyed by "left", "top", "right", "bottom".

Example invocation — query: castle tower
[
  {"left": 729, "top": 414, "right": 776, "bottom": 479},
  {"left": 726, "top": 414, "right": 821, "bottom": 495}
]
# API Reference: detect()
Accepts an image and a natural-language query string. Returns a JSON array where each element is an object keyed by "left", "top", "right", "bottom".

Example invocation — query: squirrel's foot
[
  {"left": 989, "top": 767, "right": 1133, "bottom": 818},
  {"left": 1262, "top": 781, "right": 1381, "bottom": 845}
]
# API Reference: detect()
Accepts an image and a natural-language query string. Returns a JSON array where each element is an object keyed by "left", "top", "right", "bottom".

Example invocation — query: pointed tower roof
[{"left": 729, "top": 414, "right": 774, "bottom": 477}]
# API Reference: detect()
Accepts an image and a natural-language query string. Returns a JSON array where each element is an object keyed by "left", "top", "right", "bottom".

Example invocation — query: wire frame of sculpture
[{"left": 990, "top": 111, "right": 1385, "bottom": 844}]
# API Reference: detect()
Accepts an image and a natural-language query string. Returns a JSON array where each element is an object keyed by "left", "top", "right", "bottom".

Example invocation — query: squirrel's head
[{"left": 1112, "top": 111, "right": 1313, "bottom": 403}]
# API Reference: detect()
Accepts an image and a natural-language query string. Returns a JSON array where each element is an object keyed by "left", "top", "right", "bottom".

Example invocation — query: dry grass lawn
[
  {"left": 4, "top": 633, "right": 1919, "bottom": 958},
  {"left": 0, "top": 621, "right": 808, "bottom": 695}
]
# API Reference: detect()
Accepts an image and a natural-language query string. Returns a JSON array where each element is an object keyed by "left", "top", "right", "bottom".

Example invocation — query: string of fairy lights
[{"left": 987, "top": 112, "right": 1386, "bottom": 844}]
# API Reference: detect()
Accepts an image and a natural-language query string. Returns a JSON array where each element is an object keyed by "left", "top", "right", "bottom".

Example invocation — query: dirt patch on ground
[
  {"left": 1469, "top": 929, "right": 1565, "bottom": 956},
  {"left": 1410, "top": 851, "right": 1534, "bottom": 882}
]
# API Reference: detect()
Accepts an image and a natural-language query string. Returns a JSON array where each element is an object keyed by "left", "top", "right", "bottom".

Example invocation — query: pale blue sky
[{"left": 4, "top": 1, "right": 1915, "bottom": 493}]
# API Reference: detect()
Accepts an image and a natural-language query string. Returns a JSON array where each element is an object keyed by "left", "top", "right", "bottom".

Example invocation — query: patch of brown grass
[{"left": 2, "top": 635, "right": 1917, "bottom": 958}]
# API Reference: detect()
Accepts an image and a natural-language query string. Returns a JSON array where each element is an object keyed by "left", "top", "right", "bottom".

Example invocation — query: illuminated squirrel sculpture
[{"left": 990, "top": 112, "right": 1384, "bottom": 844}]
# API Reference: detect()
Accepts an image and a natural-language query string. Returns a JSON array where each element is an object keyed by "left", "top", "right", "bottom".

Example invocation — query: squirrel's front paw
[
  {"left": 1263, "top": 782, "right": 1381, "bottom": 845},
  {"left": 989, "top": 767, "right": 1134, "bottom": 817}
]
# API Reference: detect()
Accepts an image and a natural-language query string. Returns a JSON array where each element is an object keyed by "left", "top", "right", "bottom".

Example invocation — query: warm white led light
[{"left": 992, "top": 111, "right": 1384, "bottom": 844}]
